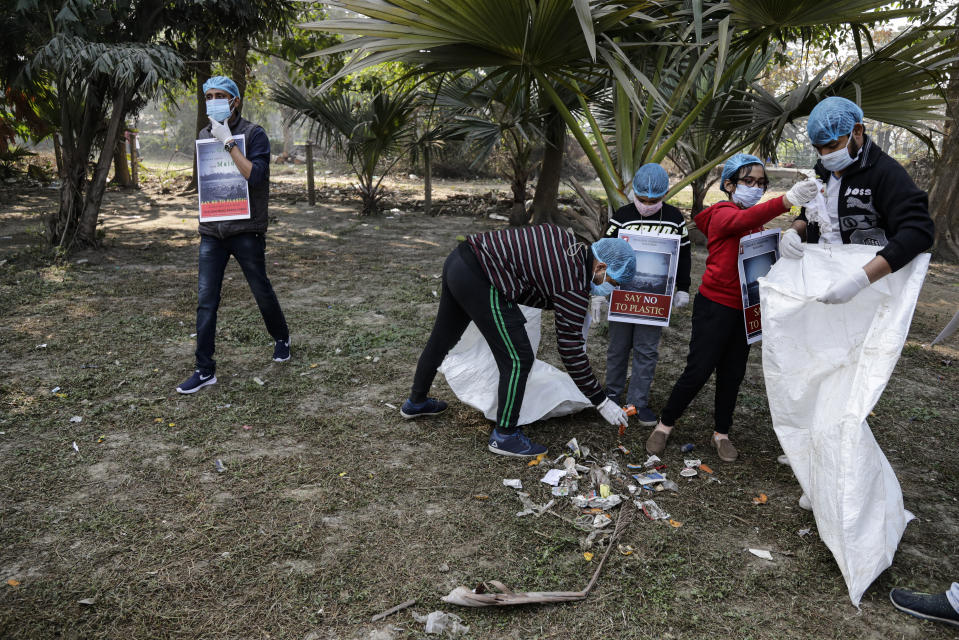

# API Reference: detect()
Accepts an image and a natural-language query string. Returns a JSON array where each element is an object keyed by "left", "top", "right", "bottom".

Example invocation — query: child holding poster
[
  {"left": 597, "top": 163, "right": 691, "bottom": 427},
  {"left": 644, "top": 154, "right": 818, "bottom": 462}
]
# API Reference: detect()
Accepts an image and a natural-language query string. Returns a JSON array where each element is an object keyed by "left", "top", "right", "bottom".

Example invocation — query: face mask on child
[
  {"left": 731, "top": 184, "right": 764, "bottom": 208},
  {"left": 631, "top": 192, "right": 664, "bottom": 217},
  {"left": 591, "top": 280, "right": 615, "bottom": 297}
]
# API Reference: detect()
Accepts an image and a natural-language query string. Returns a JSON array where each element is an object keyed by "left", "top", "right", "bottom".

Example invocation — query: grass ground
[{"left": 0, "top": 168, "right": 956, "bottom": 639}]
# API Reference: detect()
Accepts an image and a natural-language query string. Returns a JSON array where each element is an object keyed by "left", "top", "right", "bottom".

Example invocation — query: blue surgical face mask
[
  {"left": 731, "top": 184, "right": 764, "bottom": 208},
  {"left": 818, "top": 140, "right": 859, "bottom": 172},
  {"left": 591, "top": 280, "right": 615, "bottom": 297},
  {"left": 206, "top": 97, "right": 233, "bottom": 122}
]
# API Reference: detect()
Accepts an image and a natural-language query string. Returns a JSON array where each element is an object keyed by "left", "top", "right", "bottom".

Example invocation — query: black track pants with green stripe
[{"left": 410, "top": 244, "right": 534, "bottom": 430}]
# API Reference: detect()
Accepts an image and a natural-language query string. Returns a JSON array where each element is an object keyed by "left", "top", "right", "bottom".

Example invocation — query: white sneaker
[{"left": 798, "top": 493, "right": 812, "bottom": 511}]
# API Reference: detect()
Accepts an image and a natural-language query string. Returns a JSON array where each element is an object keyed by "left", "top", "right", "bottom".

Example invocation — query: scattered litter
[
  {"left": 432, "top": 290, "right": 437, "bottom": 297},
  {"left": 698, "top": 464, "right": 713, "bottom": 474},
  {"left": 370, "top": 598, "right": 416, "bottom": 622},
  {"left": 527, "top": 453, "right": 546, "bottom": 467},
  {"left": 154, "top": 418, "right": 163, "bottom": 423},
  {"left": 639, "top": 499, "right": 670, "bottom": 521},
  {"left": 384, "top": 402, "right": 397, "bottom": 410},
  {"left": 439, "top": 563, "right": 450, "bottom": 573},
  {"left": 633, "top": 472, "right": 666, "bottom": 486},
  {"left": 253, "top": 377, "right": 265, "bottom": 386},
  {"left": 473, "top": 494, "right": 489, "bottom": 501},
  {"left": 679, "top": 468, "right": 697, "bottom": 478},
  {"left": 591, "top": 513, "right": 613, "bottom": 528},
  {"left": 583, "top": 552, "right": 594, "bottom": 561},
  {"left": 373, "top": 356, "right": 380, "bottom": 363},
  {"left": 78, "top": 597, "right": 96, "bottom": 606},
  {"left": 681, "top": 443, "right": 695, "bottom": 453},
  {"left": 616, "top": 445, "right": 630, "bottom": 455},
  {"left": 412, "top": 611, "right": 469, "bottom": 636},
  {"left": 75, "top": 258, "right": 89, "bottom": 264},
  {"left": 69, "top": 416, "right": 82, "bottom": 423},
  {"left": 6, "top": 579, "right": 19, "bottom": 587},
  {"left": 626, "top": 463, "right": 644, "bottom": 471},
  {"left": 668, "top": 519, "right": 683, "bottom": 528},
  {"left": 777, "top": 454, "right": 791, "bottom": 466},
  {"left": 214, "top": 459, "right": 227, "bottom": 473},
  {"left": 618, "top": 544, "right": 634, "bottom": 556},
  {"left": 684, "top": 459, "right": 702, "bottom": 468},
  {"left": 661, "top": 479, "right": 679, "bottom": 492},
  {"left": 241, "top": 425, "right": 252, "bottom": 431},
  {"left": 36, "top": 343, "right": 47, "bottom": 349},
  {"left": 798, "top": 527, "right": 812, "bottom": 537},
  {"left": 97, "top": 435, "right": 104, "bottom": 443},
  {"left": 551, "top": 486, "right": 569, "bottom": 497},
  {"left": 643, "top": 455, "right": 660, "bottom": 468},
  {"left": 566, "top": 438, "right": 582, "bottom": 457},
  {"left": 752, "top": 493, "right": 768, "bottom": 505},
  {"left": 502, "top": 479, "right": 522, "bottom": 490},
  {"left": 50, "top": 386, "right": 60, "bottom": 393},
  {"left": 748, "top": 548, "right": 774, "bottom": 561},
  {"left": 72, "top": 441, "right": 79, "bottom": 453},
  {"left": 515, "top": 493, "right": 554, "bottom": 517},
  {"left": 571, "top": 493, "right": 622, "bottom": 510},
  {"left": 540, "top": 469, "right": 567, "bottom": 486}
]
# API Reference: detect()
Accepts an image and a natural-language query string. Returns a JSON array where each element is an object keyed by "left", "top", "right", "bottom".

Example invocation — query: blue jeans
[
  {"left": 195, "top": 233, "right": 288, "bottom": 374},
  {"left": 605, "top": 320, "right": 663, "bottom": 408}
]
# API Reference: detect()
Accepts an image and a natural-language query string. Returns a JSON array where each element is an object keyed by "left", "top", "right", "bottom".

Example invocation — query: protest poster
[
  {"left": 196, "top": 134, "right": 250, "bottom": 222},
  {"left": 608, "top": 231, "right": 681, "bottom": 327},
  {"left": 738, "top": 228, "right": 781, "bottom": 344}
]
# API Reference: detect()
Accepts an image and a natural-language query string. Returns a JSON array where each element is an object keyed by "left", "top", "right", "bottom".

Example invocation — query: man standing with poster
[{"left": 176, "top": 75, "right": 291, "bottom": 394}]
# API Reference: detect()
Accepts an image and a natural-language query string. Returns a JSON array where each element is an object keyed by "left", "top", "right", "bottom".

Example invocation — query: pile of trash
[{"left": 501, "top": 437, "right": 715, "bottom": 547}]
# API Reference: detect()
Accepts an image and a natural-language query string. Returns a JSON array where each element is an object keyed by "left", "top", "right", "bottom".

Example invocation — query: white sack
[
  {"left": 438, "top": 306, "right": 592, "bottom": 425},
  {"left": 759, "top": 244, "right": 929, "bottom": 606}
]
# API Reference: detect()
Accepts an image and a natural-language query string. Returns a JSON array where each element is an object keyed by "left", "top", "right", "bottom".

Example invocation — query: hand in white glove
[
  {"left": 209, "top": 116, "right": 234, "bottom": 145},
  {"left": 817, "top": 268, "right": 870, "bottom": 304},
  {"left": 590, "top": 296, "right": 605, "bottom": 323},
  {"left": 780, "top": 228, "right": 804, "bottom": 259},
  {"left": 673, "top": 290, "right": 689, "bottom": 309},
  {"left": 784, "top": 179, "right": 820, "bottom": 208},
  {"left": 596, "top": 397, "right": 628, "bottom": 428}
]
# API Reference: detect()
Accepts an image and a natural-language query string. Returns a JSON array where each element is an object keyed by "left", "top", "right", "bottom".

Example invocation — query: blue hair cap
[
  {"left": 632, "top": 163, "right": 669, "bottom": 199},
  {"left": 202, "top": 76, "right": 240, "bottom": 98},
  {"left": 592, "top": 238, "right": 636, "bottom": 285},
  {"left": 807, "top": 96, "right": 863, "bottom": 145},
  {"left": 720, "top": 153, "right": 763, "bottom": 194}
]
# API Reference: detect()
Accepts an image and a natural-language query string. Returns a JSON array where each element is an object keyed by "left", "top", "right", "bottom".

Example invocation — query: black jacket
[
  {"left": 197, "top": 116, "right": 271, "bottom": 239},
  {"left": 604, "top": 201, "right": 692, "bottom": 293},
  {"left": 799, "top": 135, "right": 933, "bottom": 272}
]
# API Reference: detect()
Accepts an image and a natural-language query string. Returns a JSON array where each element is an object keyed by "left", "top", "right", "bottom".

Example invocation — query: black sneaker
[
  {"left": 400, "top": 397, "right": 447, "bottom": 419},
  {"left": 889, "top": 588, "right": 959, "bottom": 628},
  {"left": 636, "top": 406, "right": 658, "bottom": 427},
  {"left": 273, "top": 338, "right": 291, "bottom": 362},
  {"left": 488, "top": 427, "right": 547, "bottom": 458},
  {"left": 176, "top": 370, "right": 217, "bottom": 394}
]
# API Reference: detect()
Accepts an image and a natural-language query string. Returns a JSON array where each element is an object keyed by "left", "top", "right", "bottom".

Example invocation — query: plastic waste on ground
[
  {"left": 411, "top": 611, "right": 469, "bottom": 636},
  {"left": 759, "top": 244, "right": 929, "bottom": 606},
  {"left": 438, "top": 306, "right": 591, "bottom": 425}
]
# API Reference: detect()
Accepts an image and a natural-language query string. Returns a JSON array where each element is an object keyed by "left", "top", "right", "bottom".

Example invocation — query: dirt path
[{"left": 0, "top": 178, "right": 956, "bottom": 639}]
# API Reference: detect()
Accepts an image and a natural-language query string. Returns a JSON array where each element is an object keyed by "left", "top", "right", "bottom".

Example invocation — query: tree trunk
[
  {"left": 508, "top": 162, "right": 530, "bottom": 226},
  {"left": 423, "top": 145, "right": 432, "bottom": 215},
  {"left": 112, "top": 129, "right": 132, "bottom": 188},
  {"left": 187, "top": 55, "right": 212, "bottom": 193},
  {"left": 531, "top": 109, "right": 565, "bottom": 225},
  {"left": 232, "top": 35, "right": 250, "bottom": 100},
  {"left": 76, "top": 92, "right": 129, "bottom": 247},
  {"left": 691, "top": 179, "right": 708, "bottom": 216},
  {"left": 50, "top": 83, "right": 101, "bottom": 248},
  {"left": 930, "top": 29, "right": 959, "bottom": 262}
]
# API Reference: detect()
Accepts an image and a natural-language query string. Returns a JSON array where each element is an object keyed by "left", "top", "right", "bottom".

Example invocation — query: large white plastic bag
[
  {"left": 759, "top": 244, "right": 929, "bottom": 606},
  {"left": 437, "top": 306, "right": 592, "bottom": 425}
]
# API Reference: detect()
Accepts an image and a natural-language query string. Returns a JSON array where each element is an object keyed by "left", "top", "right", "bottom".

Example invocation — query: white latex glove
[
  {"left": 672, "top": 290, "right": 689, "bottom": 309},
  {"left": 817, "top": 268, "right": 870, "bottom": 304},
  {"left": 590, "top": 296, "right": 605, "bottom": 323},
  {"left": 785, "top": 179, "right": 820, "bottom": 207},
  {"left": 780, "top": 228, "right": 804, "bottom": 259},
  {"left": 209, "top": 116, "right": 234, "bottom": 145},
  {"left": 596, "top": 397, "right": 628, "bottom": 428}
]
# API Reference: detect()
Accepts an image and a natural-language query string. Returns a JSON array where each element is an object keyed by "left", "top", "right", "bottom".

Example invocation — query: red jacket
[{"left": 694, "top": 196, "right": 789, "bottom": 309}]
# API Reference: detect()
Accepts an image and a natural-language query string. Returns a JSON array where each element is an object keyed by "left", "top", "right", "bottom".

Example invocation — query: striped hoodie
[{"left": 467, "top": 223, "right": 605, "bottom": 405}]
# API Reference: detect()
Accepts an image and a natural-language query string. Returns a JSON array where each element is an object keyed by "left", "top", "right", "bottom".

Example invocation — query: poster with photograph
[
  {"left": 607, "top": 231, "right": 681, "bottom": 327},
  {"left": 738, "top": 228, "right": 781, "bottom": 344},
  {"left": 196, "top": 134, "right": 250, "bottom": 222}
]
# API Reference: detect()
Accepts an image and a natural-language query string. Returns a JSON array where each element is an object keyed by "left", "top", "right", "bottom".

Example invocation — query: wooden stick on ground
[{"left": 370, "top": 599, "right": 416, "bottom": 622}]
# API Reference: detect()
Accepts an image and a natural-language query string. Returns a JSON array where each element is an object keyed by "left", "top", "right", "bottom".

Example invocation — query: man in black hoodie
[{"left": 779, "top": 96, "right": 934, "bottom": 303}]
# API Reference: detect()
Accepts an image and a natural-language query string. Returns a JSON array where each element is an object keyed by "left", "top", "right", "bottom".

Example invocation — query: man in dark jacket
[
  {"left": 780, "top": 96, "right": 934, "bottom": 303},
  {"left": 176, "top": 75, "right": 290, "bottom": 394}
]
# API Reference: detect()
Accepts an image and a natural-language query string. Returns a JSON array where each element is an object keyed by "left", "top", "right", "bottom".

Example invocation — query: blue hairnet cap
[
  {"left": 592, "top": 238, "right": 636, "bottom": 285},
  {"left": 632, "top": 163, "right": 669, "bottom": 199},
  {"left": 807, "top": 97, "right": 863, "bottom": 145},
  {"left": 202, "top": 76, "right": 240, "bottom": 98},
  {"left": 720, "top": 153, "right": 764, "bottom": 194}
]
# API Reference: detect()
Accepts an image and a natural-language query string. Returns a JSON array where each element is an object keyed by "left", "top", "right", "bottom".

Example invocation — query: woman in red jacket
[{"left": 644, "top": 154, "right": 819, "bottom": 462}]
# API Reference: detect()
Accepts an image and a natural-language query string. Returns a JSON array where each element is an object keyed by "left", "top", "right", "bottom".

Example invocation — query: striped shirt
[{"left": 467, "top": 224, "right": 605, "bottom": 405}]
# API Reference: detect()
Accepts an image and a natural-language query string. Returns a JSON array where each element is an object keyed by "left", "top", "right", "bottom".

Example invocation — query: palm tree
[{"left": 273, "top": 83, "right": 418, "bottom": 214}]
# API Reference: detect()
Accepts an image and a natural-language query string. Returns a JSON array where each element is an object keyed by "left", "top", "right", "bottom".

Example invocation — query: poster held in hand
[
  {"left": 737, "top": 229, "right": 780, "bottom": 344},
  {"left": 608, "top": 231, "right": 681, "bottom": 327},
  {"left": 196, "top": 134, "right": 250, "bottom": 222}
]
